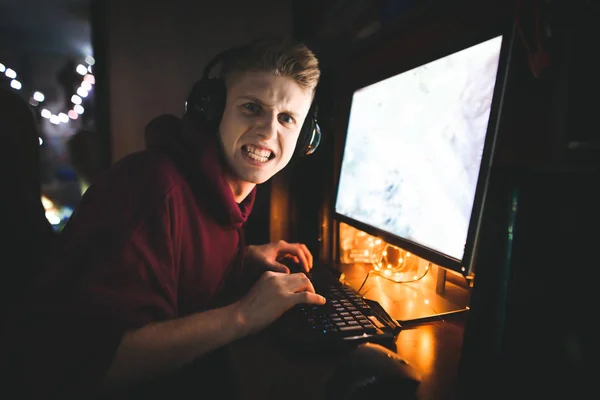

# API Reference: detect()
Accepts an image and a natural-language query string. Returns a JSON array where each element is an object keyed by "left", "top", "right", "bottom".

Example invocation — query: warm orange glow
[
  {"left": 41, "top": 195, "right": 54, "bottom": 210},
  {"left": 339, "top": 222, "right": 384, "bottom": 264},
  {"left": 338, "top": 222, "right": 436, "bottom": 283},
  {"left": 396, "top": 326, "right": 436, "bottom": 375}
]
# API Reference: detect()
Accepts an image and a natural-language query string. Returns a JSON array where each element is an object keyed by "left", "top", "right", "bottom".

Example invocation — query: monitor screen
[{"left": 334, "top": 34, "right": 506, "bottom": 274}]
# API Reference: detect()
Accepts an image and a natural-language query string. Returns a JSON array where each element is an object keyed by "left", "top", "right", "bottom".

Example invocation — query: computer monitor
[{"left": 333, "top": 27, "right": 514, "bottom": 277}]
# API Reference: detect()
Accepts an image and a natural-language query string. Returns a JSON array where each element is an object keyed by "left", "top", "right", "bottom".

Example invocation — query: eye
[
  {"left": 279, "top": 113, "right": 294, "bottom": 125},
  {"left": 242, "top": 103, "right": 261, "bottom": 114}
]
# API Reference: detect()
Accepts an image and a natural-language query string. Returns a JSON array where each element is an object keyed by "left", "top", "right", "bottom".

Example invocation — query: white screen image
[{"left": 335, "top": 36, "right": 503, "bottom": 261}]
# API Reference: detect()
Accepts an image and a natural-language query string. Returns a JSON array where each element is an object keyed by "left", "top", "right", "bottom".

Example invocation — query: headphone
[{"left": 185, "top": 47, "right": 321, "bottom": 158}]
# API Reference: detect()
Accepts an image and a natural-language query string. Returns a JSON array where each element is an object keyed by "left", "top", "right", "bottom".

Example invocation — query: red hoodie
[{"left": 5, "top": 115, "right": 256, "bottom": 398}]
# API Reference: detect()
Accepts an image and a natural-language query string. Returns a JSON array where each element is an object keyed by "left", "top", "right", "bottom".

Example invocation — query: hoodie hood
[{"left": 144, "top": 113, "right": 255, "bottom": 229}]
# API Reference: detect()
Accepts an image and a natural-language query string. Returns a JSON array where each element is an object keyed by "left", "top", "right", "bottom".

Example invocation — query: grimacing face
[{"left": 218, "top": 70, "right": 313, "bottom": 189}]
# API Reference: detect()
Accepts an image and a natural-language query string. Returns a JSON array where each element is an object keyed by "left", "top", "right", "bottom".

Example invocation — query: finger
[
  {"left": 292, "top": 244, "right": 311, "bottom": 272},
  {"left": 294, "top": 291, "right": 326, "bottom": 305},
  {"left": 278, "top": 243, "right": 310, "bottom": 272},
  {"left": 266, "top": 262, "right": 290, "bottom": 274},
  {"left": 299, "top": 243, "right": 313, "bottom": 269},
  {"left": 286, "top": 272, "right": 317, "bottom": 294}
]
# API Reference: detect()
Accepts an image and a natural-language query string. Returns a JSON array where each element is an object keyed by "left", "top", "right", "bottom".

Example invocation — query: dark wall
[{"left": 92, "top": 0, "right": 292, "bottom": 164}]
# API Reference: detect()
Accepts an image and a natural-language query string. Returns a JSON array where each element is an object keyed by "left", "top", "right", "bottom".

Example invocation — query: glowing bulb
[
  {"left": 33, "top": 91, "right": 45, "bottom": 102},
  {"left": 45, "top": 211, "right": 61, "bottom": 225},
  {"left": 41, "top": 109, "right": 51, "bottom": 118},
  {"left": 58, "top": 113, "right": 69, "bottom": 123},
  {"left": 84, "top": 74, "right": 95, "bottom": 84},
  {"left": 0, "top": 63, "right": 5, "bottom": 72},
  {"left": 76, "top": 64, "right": 87, "bottom": 75},
  {"left": 10, "top": 79, "right": 22, "bottom": 90},
  {"left": 5, "top": 68, "right": 16, "bottom": 79},
  {"left": 85, "top": 55, "right": 95, "bottom": 65},
  {"left": 71, "top": 94, "right": 82, "bottom": 105},
  {"left": 38, "top": 137, "right": 43, "bottom": 145},
  {"left": 41, "top": 195, "right": 54, "bottom": 209},
  {"left": 77, "top": 87, "right": 88, "bottom": 98},
  {"left": 74, "top": 104, "right": 84, "bottom": 114}
]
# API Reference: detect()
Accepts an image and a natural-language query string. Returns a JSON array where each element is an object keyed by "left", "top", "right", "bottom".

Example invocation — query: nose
[{"left": 257, "top": 111, "right": 278, "bottom": 140}]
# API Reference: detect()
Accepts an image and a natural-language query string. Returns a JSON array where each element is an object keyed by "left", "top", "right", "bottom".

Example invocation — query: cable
[
  {"left": 398, "top": 308, "right": 470, "bottom": 328},
  {"left": 356, "top": 271, "right": 371, "bottom": 293},
  {"left": 356, "top": 261, "right": 432, "bottom": 296}
]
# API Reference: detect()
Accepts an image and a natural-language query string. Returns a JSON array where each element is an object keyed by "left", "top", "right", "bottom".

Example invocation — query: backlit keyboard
[{"left": 272, "top": 266, "right": 402, "bottom": 351}]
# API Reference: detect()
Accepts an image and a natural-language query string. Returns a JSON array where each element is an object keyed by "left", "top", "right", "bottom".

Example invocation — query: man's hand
[
  {"left": 235, "top": 271, "right": 326, "bottom": 335},
  {"left": 245, "top": 240, "right": 314, "bottom": 274}
]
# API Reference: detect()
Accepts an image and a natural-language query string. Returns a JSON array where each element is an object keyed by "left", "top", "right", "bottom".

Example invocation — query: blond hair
[{"left": 220, "top": 36, "right": 320, "bottom": 95}]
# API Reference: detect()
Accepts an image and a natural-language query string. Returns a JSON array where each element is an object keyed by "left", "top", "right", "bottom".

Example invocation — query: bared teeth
[{"left": 244, "top": 145, "right": 272, "bottom": 162}]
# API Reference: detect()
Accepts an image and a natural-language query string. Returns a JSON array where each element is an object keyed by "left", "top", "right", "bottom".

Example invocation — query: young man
[{"left": 6, "top": 36, "right": 325, "bottom": 398}]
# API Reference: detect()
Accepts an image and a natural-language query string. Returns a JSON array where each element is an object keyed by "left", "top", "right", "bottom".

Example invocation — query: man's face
[{"left": 218, "top": 70, "right": 313, "bottom": 186}]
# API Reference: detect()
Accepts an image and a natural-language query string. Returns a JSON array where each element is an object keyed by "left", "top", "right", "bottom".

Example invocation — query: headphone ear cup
[
  {"left": 305, "top": 120, "right": 321, "bottom": 156},
  {"left": 295, "top": 106, "right": 321, "bottom": 158},
  {"left": 294, "top": 118, "right": 310, "bottom": 158},
  {"left": 185, "top": 78, "right": 226, "bottom": 131}
]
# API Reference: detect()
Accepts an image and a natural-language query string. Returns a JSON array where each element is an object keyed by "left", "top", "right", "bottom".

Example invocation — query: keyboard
[{"left": 272, "top": 266, "right": 402, "bottom": 351}]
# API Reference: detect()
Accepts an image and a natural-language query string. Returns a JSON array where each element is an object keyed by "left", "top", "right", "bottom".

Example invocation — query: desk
[
  {"left": 231, "top": 314, "right": 467, "bottom": 400},
  {"left": 230, "top": 264, "right": 470, "bottom": 400}
]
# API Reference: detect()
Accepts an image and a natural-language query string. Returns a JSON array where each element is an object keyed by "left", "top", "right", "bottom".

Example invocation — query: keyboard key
[
  {"left": 338, "top": 326, "right": 364, "bottom": 336},
  {"left": 368, "top": 316, "right": 386, "bottom": 329}
]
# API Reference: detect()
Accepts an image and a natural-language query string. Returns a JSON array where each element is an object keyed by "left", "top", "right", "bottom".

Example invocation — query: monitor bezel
[{"left": 332, "top": 20, "right": 515, "bottom": 276}]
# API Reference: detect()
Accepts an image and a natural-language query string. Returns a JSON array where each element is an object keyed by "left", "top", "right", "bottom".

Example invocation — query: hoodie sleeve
[{"left": 6, "top": 154, "right": 184, "bottom": 398}]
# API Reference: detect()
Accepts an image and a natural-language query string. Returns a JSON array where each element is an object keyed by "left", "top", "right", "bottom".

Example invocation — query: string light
[
  {"left": 75, "top": 64, "right": 88, "bottom": 75},
  {"left": 5, "top": 68, "right": 16, "bottom": 79},
  {"left": 372, "top": 243, "right": 430, "bottom": 283},
  {"left": 10, "top": 79, "right": 22, "bottom": 90},
  {"left": 1, "top": 56, "right": 96, "bottom": 126}
]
